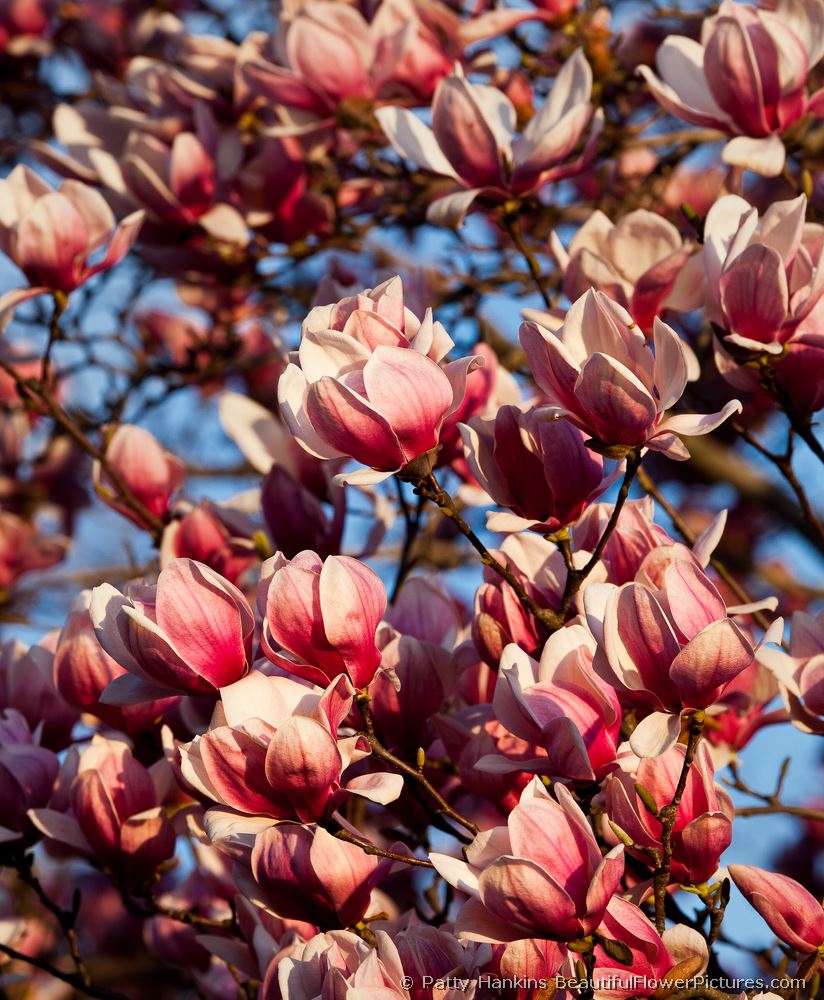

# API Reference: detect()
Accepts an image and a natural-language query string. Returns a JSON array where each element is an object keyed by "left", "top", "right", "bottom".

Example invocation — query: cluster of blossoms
[{"left": 0, "top": 0, "right": 823, "bottom": 998}]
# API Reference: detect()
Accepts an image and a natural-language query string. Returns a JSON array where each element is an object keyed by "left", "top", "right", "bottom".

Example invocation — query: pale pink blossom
[
  {"left": 639, "top": 0, "right": 824, "bottom": 176},
  {"left": 584, "top": 553, "right": 782, "bottom": 756},
  {"left": 94, "top": 424, "right": 184, "bottom": 529},
  {"left": 431, "top": 777, "right": 624, "bottom": 943},
  {"left": 603, "top": 741, "right": 734, "bottom": 885},
  {"left": 0, "top": 165, "right": 143, "bottom": 311},
  {"left": 279, "top": 276, "right": 483, "bottom": 484},
  {"left": 29, "top": 735, "right": 175, "bottom": 882},
  {"left": 550, "top": 208, "right": 704, "bottom": 333},
  {"left": 480, "top": 626, "right": 621, "bottom": 782},
  {"left": 520, "top": 289, "right": 742, "bottom": 459},
  {"left": 377, "top": 51, "right": 601, "bottom": 226},
  {"left": 758, "top": 607, "right": 824, "bottom": 734},
  {"left": 728, "top": 865, "right": 824, "bottom": 955},
  {"left": 178, "top": 670, "right": 402, "bottom": 821},
  {"left": 0, "top": 709, "right": 58, "bottom": 843},
  {"left": 90, "top": 558, "right": 255, "bottom": 704}
]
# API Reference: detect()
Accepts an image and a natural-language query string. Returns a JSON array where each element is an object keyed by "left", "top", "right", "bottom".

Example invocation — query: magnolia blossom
[
  {"left": 0, "top": 510, "right": 67, "bottom": 592},
  {"left": 520, "top": 290, "right": 741, "bottom": 459},
  {"left": 703, "top": 193, "right": 824, "bottom": 411},
  {"left": 54, "top": 591, "right": 176, "bottom": 733},
  {"left": 549, "top": 208, "right": 704, "bottom": 333},
  {"left": 431, "top": 778, "right": 624, "bottom": 943},
  {"left": 377, "top": 51, "right": 600, "bottom": 226},
  {"left": 728, "top": 865, "right": 824, "bottom": 955},
  {"left": 603, "top": 742, "right": 734, "bottom": 885},
  {"left": 178, "top": 670, "right": 402, "bottom": 821},
  {"left": 592, "top": 896, "right": 708, "bottom": 998},
  {"left": 160, "top": 503, "right": 258, "bottom": 585},
  {"left": 259, "top": 550, "right": 386, "bottom": 690},
  {"left": 639, "top": 0, "right": 824, "bottom": 176},
  {"left": 248, "top": 822, "right": 394, "bottom": 929},
  {"left": 279, "top": 276, "right": 483, "bottom": 484},
  {"left": 587, "top": 554, "right": 782, "bottom": 756},
  {"left": 459, "top": 405, "right": 614, "bottom": 533},
  {"left": 90, "top": 558, "right": 255, "bottom": 704},
  {"left": 94, "top": 425, "right": 184, "bottom": 529},
  {"left": 758, "top": 607, "right": 824, "bottom": 735},
  {"left": 0, "top": 638, "right": 76, "bottom": 750},
  {"left": 480, "top": 628, "right": 621, "bottom": 782},
  {"left": 29, "top": 736, "right": 175, "bottom": 882},
  {"left": 705, "top": 194, "right": 824, "bottom": 354},
  {"left": 0, "top": 165, "right": 143, "bottom": 311},
  {"left": 0, "top": 709, "right": 58, "bottom": 842}
]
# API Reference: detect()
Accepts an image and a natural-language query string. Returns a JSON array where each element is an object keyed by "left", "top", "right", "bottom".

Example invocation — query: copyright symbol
[{"left": 400, "top": 976, "right": 414, "bottom": 989}]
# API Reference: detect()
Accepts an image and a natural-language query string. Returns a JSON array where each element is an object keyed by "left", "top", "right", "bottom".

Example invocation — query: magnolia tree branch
[
  {"left": 0, "top": 356, "right": 166, "bottom": 540},
  {"left": 653, "top": 711, "right": 706, "bottom": 934},
  {"left": 413, "top": 472, "right": 563, "bottom": 631},
  {"left": 356, "top": 692, "right": 480, "bottom": 836},
  {"left": 0, "top": 941, "right": 130, "bottom": 1000},
  {"left": 6, "top": 847, "right": 91, "bottom": 988}
]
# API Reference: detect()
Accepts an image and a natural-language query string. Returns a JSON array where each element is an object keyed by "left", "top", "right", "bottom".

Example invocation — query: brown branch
[
  {"left": 414, "top": 472, "right": 562, "bottom": 632},
  {"left": 0, "top": 942, "right": 130, "bottom": 1000},
  {"left": 558, "top": 447, "right": 642, "bottom": 616},
  {"left": 8, "top": 848, "right": 91, "bottom": 988},
  {"left": 331, "top": 828, "right": 435, "bottom": 869},
  {"left": 357, "top": 694, "right": 479, "bottom": 836},
  {"left": 0, "top": 357, "right": 166, "bottom": 541},
  {"left": 501, "top": 210, "right": 554, "bottom": 310},
  {"left": 653, "top": 711, "right": 705, "bottom": 934}
]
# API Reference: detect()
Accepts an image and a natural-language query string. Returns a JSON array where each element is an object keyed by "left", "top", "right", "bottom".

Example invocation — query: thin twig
[
  {"left": 501, "top": 211, "right": 554, "bottom": 310},
  {"left": 653, "top": 711, "right": 705, "bottom": 934},
  {"left": 357, "top": 694, "right": 479, "bottom": 836},
  {"left": 332, "top": 828, "right": 435, "bottom": 869},
  {"left": 414, "top": 472, "right": 562, "bottom": 631},
  {"left": 0, "top": 942, "right": 130, "bottom": 1000}
]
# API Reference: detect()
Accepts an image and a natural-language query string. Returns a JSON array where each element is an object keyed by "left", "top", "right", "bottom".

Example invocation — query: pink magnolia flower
[
  {"left": 471, "top": 533, "right": 566, "bottom": 669},
  {"left": 249, "top": 822, "right": 394, "bottom": 929},
  {"left": 482, "top": 627, "right": 621, "bottom": 782},
  {"left": 264, "top": 929, "right": 399, "bottom": 1000},
  {"left": 550, "top": 208, "right": 704, "bottom": 334},
  {"left": 639, "top": 0, "right": 824, "bottom": 176},
  {"left": 520, "top": 290, "right": 742, "bottom": 459},
  {"left": 603, "top": 741, "right": 734, "bottom": 886},
  {"left": 377, "top": 51, "right": 600, "bottom": 226},
  {"left": 30, "top": 735, "right": 175, "bottom": 882},
  {"left": 758, "top": 607, "right": 824, "bottom": 735},
  {"left": 260, "top": 550, "right": 386, "bottom": 690},
  {"left": 279, "top": 276, "right": 483, "bottom": 485},
  {"left": 368, "top": 628, "right": 455, "bottom": 756},
  {"left": 0, "top": 709, "right": 58, "bottom": 842},
  {"left": 161, "top": 503, "right": 258, "bottom": 586},
  {"left": 460, "top": 405, "right": 614, "bottom": 534},
  {"left": 0, "top": 510, "right": 67, "bottom": 594},
  {"left": 243, "top": 0, "right": 545, "bottom": 119},
  {"left": 54, "top": 591, "right": 177, "bottom": 733},
  {"left": 0, "top": 165, "right": 143, "bottom": 311},
  {"left": 431, "top": 778, "right": 624, "bottom": 943},
  {"left": 0, "top": 637, "right": 76, "bottom": 750},
  {"left": 0, "top": 0, "right": 53, "bottom": 54},
  {"left": 592, "top": 896, "right": 708, "bottom": 998},
  {"left": 704, "top": 193, "right": 824, "bottom": 354},
  {"left": 728, "top": 865, "right": 824, "bottom": 955},
  {"left": 573, "top": 497, "right": 672, "bottom": 585},
  {"left": 702, "top": 193, "right": 824, "bottom": 410},
  {"left": 94, "top": 424, "right": 184, "bottom": 530},
  {"left": 178, "top": 670, "right": 402, "bottom": 822},
  {"left": 585, "top": 554, "right": 781, "bottom": 756},
  {"left": 89, "top": 558, "right": 255, "bottom": 704},
  {"left": 121, "top": 130, "right": 248, "bottom": 246}
]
